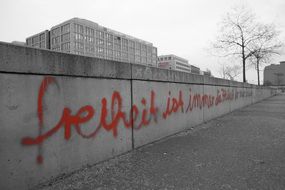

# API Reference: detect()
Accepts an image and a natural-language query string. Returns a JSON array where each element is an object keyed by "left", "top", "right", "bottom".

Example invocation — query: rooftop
[{"left": 51, "top": 17, "right": 153, "bottom": 45}]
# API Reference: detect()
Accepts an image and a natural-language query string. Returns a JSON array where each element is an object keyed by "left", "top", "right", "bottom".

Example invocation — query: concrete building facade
[
  {"left": 190, "top": 65, "right": 200, "bottom": 75},
  {"left": 26, "top": 30, "right": 50, "bottom": 49},
  {"left": 26, "top": 18, "right": 157, "bottom": 66},
  {"left": 264, "top": 61, "right": 285, "bottom": 86},
  {"left": 200, "top": 70, "right": 211, "bottom": 76},
  {"left": 158, "top": 54, "right": 191, "bottom": 73}
]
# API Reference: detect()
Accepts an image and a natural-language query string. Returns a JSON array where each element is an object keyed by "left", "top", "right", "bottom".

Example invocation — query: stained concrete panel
[
  {"left": 0, "top": 42, "right": 276, "bottom": 190},
  {"left": 229, "top": 87, "right": 254, "bottom": 111},
  {"left": 203, "top": 85, "right": 231, "bottom": 121},
  {"left": 131, "top": 64, "right": 204, "bottom": 84},
  {"left": 0, "top": 42, "right": 131, "bottom": 79},
  {"left": 0, "top": 74, "right": 132, "bottom": 190},
  {"left": 132, "top": 81, "right": 204, "bottom": 148},
  {"left": 230, "top": 87, "right": 245, "bottom": 111}
]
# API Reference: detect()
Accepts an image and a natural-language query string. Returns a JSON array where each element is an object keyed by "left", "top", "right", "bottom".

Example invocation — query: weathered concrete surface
[
  {"left": 0, "top": 74, "right": 132, "bottom": 190},
  {"left": 203, "top": 86, "right": 231, "bottom": 121},
  {"left": 0, "top": 42, "right": 132, "bottom": 79},
  {"left": 131, "top": 64, "right": 204, "bottom": 84},
  {"left": 132, "top": 81, "right": 204, "bottom": 148},
  {"left": 0, "top": 43, "right": 276, "bottom": 189},
  {"left": 37, "top": 94, "right": 285, "bottom": 190}
]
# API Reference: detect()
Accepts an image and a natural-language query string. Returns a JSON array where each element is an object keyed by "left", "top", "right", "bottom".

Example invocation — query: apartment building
[
  {"left": 26, "top": 18, "right": 157, "bottom": 66},
  {"left": 264, "top": 61, "right": 285, "bottom": 86},
  {"left": 26, "top": 30, "right": 50, "bottom": 49},
  {"left": 190, "top": 65, "right": 200, "bottom": 74},
  {"left": 158, "top": 54, "right": 191, "bottom": 73}
]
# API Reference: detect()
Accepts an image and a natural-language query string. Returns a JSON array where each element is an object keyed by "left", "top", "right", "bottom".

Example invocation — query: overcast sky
[{"left": 1, "top": 0, "right": 284, "bottom": 84}]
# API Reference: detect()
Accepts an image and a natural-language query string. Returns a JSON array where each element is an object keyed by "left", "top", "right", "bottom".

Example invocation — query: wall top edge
[{"left": 0, "top": 42, "right": 265, "bottom": 88}]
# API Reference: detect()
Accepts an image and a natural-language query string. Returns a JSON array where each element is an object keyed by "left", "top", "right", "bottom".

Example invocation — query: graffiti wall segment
[{"left": 21, "top": 76, "right": 252, "bottom": 164}]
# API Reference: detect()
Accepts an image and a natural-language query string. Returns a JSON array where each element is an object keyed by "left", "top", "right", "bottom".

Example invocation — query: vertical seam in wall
[
  {"left": 202, "top": 77, "right": 205, "bottom": 122},
  {"left": 252, "top": 87, "right": 254, "bottom": 104},
  {"left": 130, "top": 66, "right": 134, "bottom": 150},
  {"left": 229, "top": 83, "right": 232, "bottom": 112},
  {"left": 251, "top": 87, "right": 253, "bottom": 104}
]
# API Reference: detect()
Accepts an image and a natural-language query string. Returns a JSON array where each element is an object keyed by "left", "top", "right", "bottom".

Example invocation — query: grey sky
[{"left": 0, "top": 0, "right": 284, "bottom": 83}]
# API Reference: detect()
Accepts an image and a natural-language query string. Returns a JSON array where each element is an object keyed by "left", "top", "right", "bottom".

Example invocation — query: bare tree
[
  {"left": 248, "top": 24, "right": 283, "bottom": 85},
  {"left": 219, "top": 64, "right": 241, "bottom": 80},
  {"left": 213, "top": 6, "right": 266, "bottom": 83}
]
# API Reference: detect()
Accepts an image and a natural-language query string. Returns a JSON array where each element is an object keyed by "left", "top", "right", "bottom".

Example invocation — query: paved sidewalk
[{"left": 37, "top": 94, "right": 285, "bottom": 190}]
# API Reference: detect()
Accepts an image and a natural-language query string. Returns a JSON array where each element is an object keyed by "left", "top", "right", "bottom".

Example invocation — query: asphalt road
[{"left": 38, "top": 94, "right": 285, "bottom": 190}]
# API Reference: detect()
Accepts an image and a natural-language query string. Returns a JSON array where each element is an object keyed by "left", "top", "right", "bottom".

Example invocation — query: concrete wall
[{"left": 0, "top": 42, "right": 276, "bottom": 189}]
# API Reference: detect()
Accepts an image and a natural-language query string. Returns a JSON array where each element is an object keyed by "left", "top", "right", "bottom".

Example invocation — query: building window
[
  {"left": 75, "top": 33, "right": 84, "bottom": 41},
  {"left": 26, "top": 38, "right": 32, "bottom": 45},
  {"left": 40, "top": 42, "right": 45, "bottom": 48},
  {"left": 107, "top": 41, "right": 113, "bottom": 48},
  {"left": 85, "top": 36, "right": 94, "bottom": 43},
  {"left": 61, "top": 33, "right": 70, "bottom": 42},
  {"left": 141, "top": 57, "right": 146, "bottom": 64},
  {"left": 52, "top": 36, "right": 60, "bottom": 45},
  {"left": 97, "top": 39, "right": 104, "bottom": 46},
  {"left": 51, "top": 27, "right": 60, "bottom": 36},
  {"left": 96, "top": 30, "right": 104, "bottom": 39},
  {"left": 52, "top": 46, "right": 60, "bottom": 51},
  {"left": 40, "top": 34, "right": 45, "bottom": 41},
  {"left": 61, "top": 42, "right": 70, "bottom": 51},
  {"left": 122, "top": 52, "right": 128, "bottom": 60},
  {"left": 141, "top": 44, "right": 146, "bottom": 51},
  {"left": 32, "top": 36, "right": 39, "bottom": 44},
  {"left": 129, "top": 40, "right": 135, "bottom": 48},
  {"left": 61, "top": 24, "right": 70, "bottom": 33},
  {"left": 176, "top": 65, "right": 190, "bottom": 72},
  {"left": 74, "top": 51, "right": 84, "bottom": 55},
  {"left": 74, "top": 24, "right": 83, "bottom": 34},
  {"left": 85, "top": 44, "right": 95, "bottom": 53},
  {"left": 176, "top": 61, "right": 190, "bottom": 68},
  {"left": 114, "top": 36, "right": 121, "bottom": 44},
  {"left": 135, "top": 42, "right": 140, "bottom": 50},
  {"left": 122, "top": 38, "right": 128, "bottom": 52},
  {"left": 106, "top": 49, "right": 113, "bottom": 58},
  {"left": 85, "top": 27, "right": 94, "bottom": 36},
  {"left": 98, "top": 47, "right": 104, "bottom": 53},
  {"left": 106, "top": 33, "right": 113, "bottom": 41},
  {"left": 135, "top": 55, "right": 140, "bottom": 63},
  {"left": 75, "top": 42, "right": 84, "bottom": 50}
]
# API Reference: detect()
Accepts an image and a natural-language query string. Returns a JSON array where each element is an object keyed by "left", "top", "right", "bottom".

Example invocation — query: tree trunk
[
  {"left": 242, "top": 47, "right": 246, "bottom": 83},
  {"left": 257, "top": 59, "right": 260, "bottom": 86}
]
